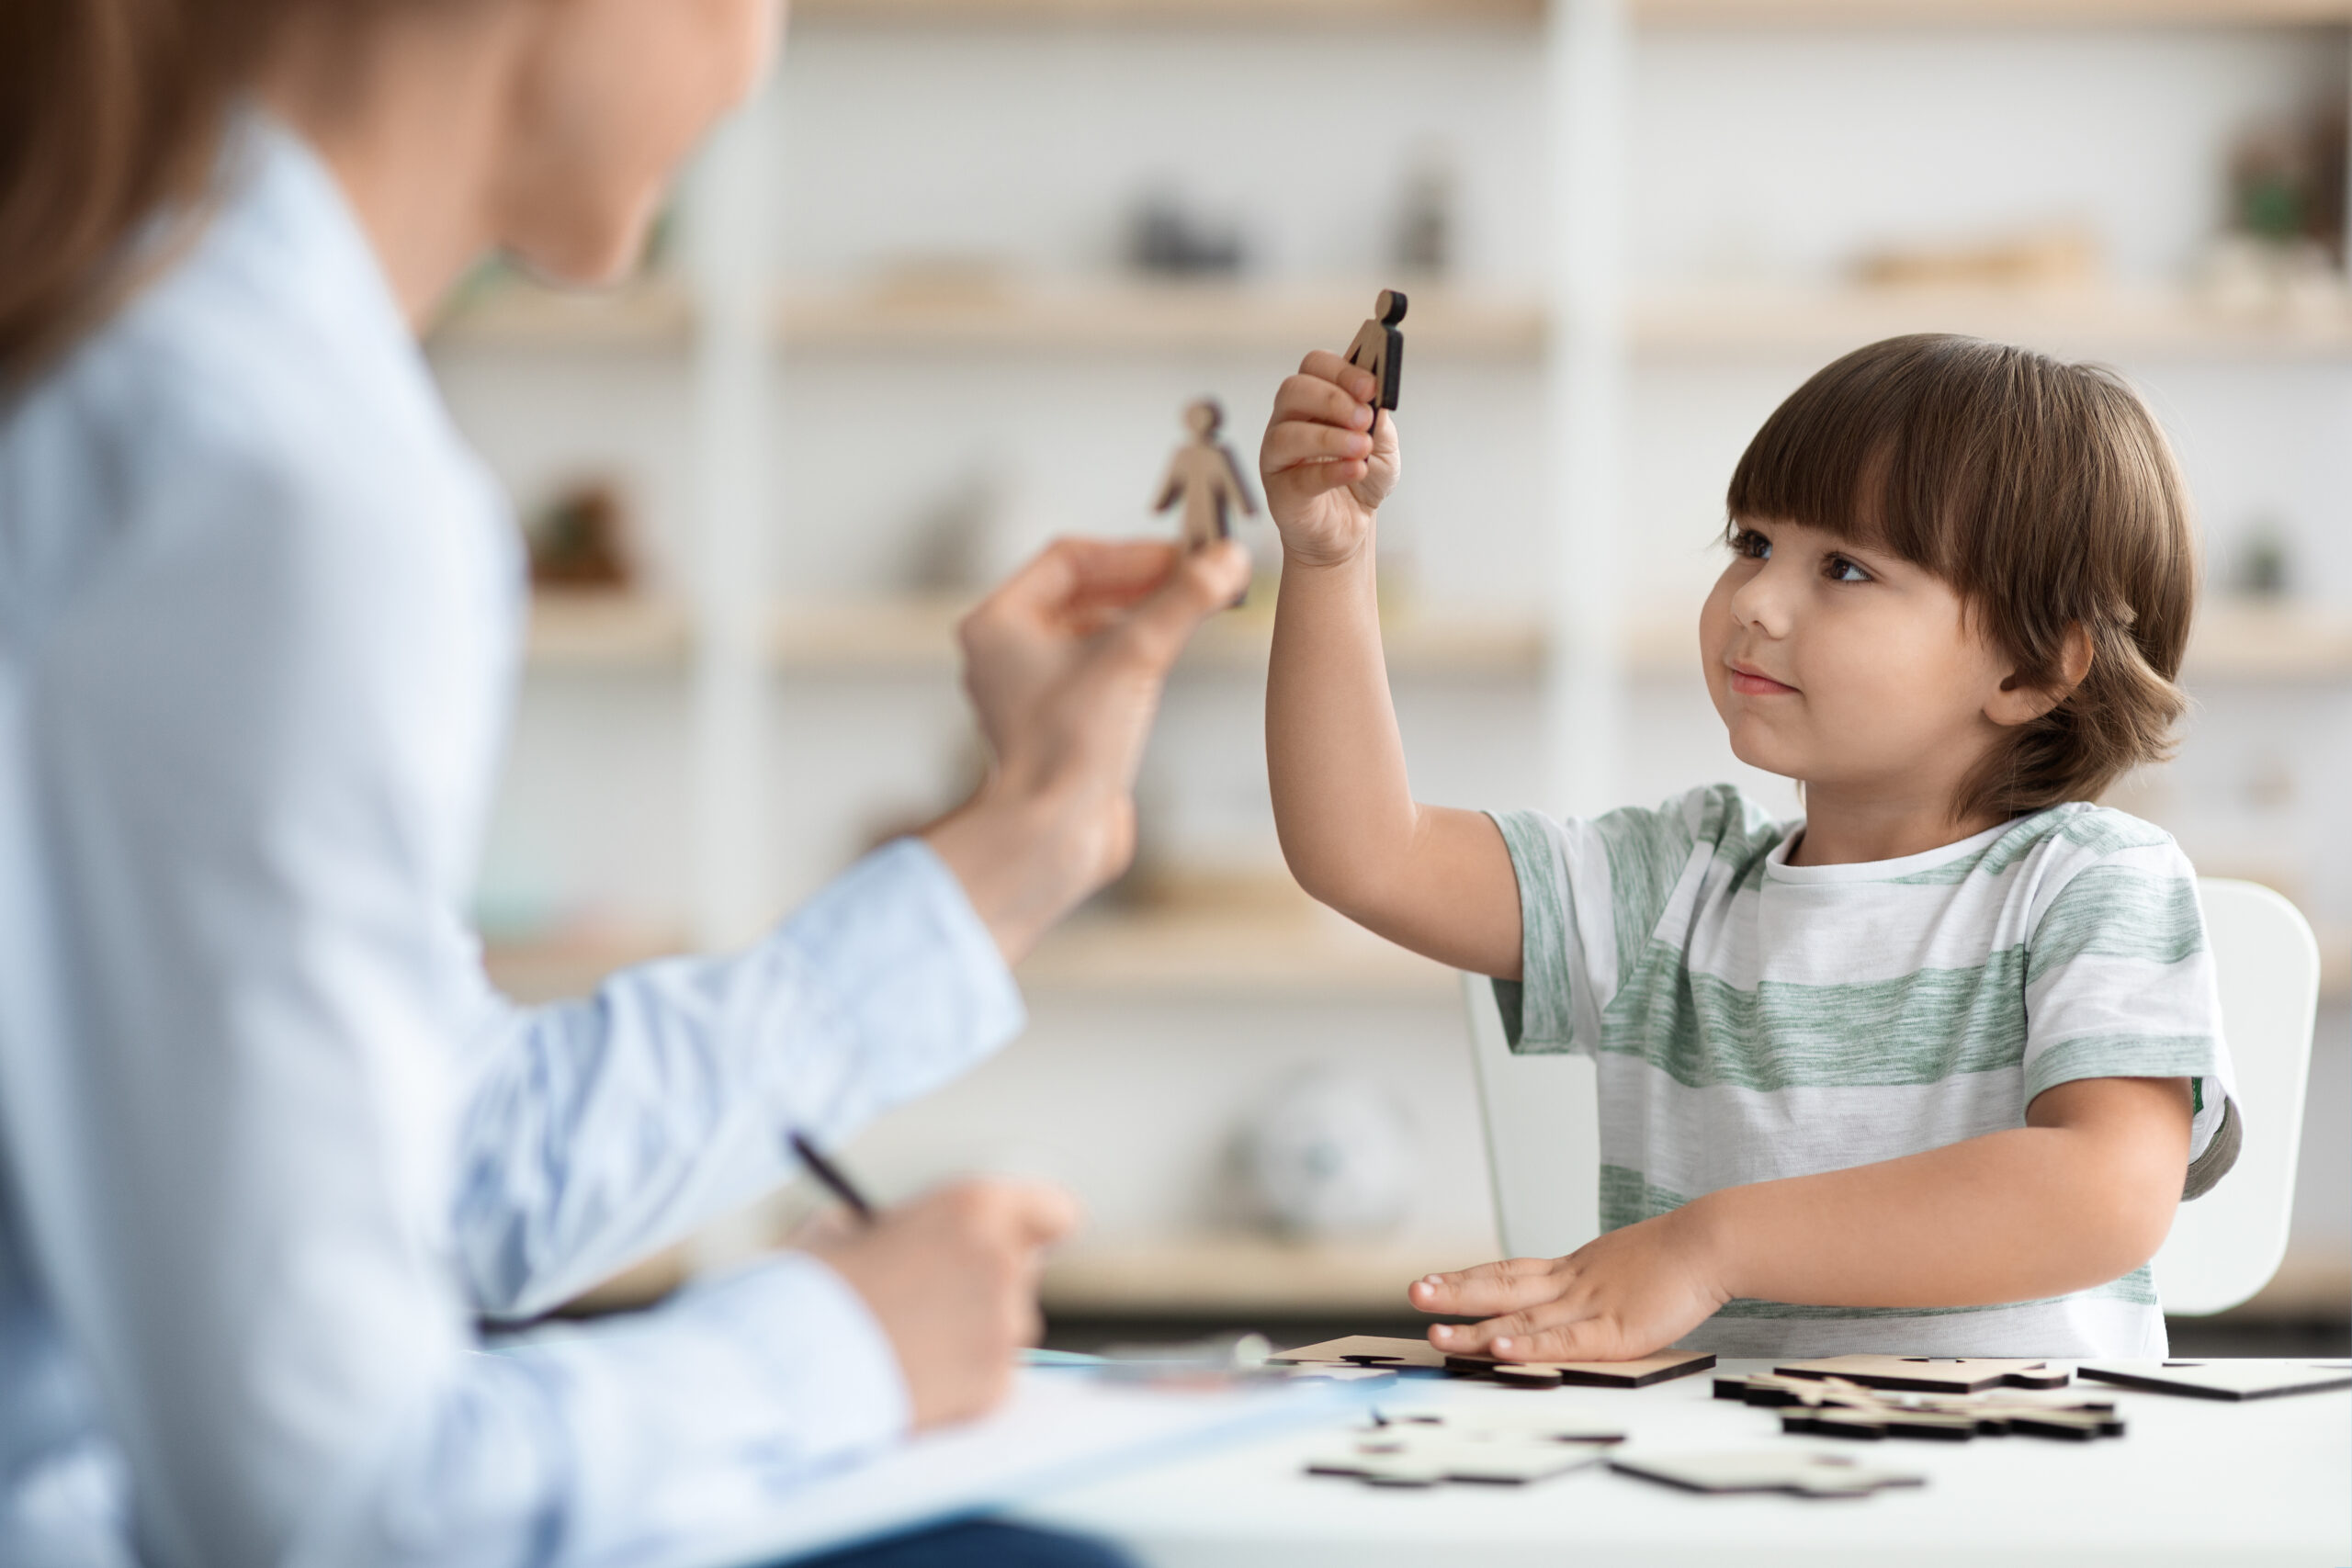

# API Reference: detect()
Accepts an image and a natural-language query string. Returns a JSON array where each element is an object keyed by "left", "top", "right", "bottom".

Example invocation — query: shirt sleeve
[
  {"left": 2022, "top": 832, "right": 2239, "bottom": 1198},
  {"left": 0, "top": 399, "right": 995, "bottom": 1566},
  {"left": 1486, "top": 784, "right": 1762, "bottom": 1055},
  {"left": 451, "top": 839, "right": 1024, "bottom": 1321}
]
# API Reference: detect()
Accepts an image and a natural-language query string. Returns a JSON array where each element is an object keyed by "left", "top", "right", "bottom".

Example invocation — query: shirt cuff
[
  {"left": 778, "top": 836, "right": 1027, "bottom": 1108},
  {"left": 667, "top": 1249, "right": 912, "bottom": 1462}
]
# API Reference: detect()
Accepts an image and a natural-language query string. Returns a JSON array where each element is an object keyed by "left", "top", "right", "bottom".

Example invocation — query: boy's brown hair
[{"left": 1726, "top": 333, "right": 2196, "bottom": 823}]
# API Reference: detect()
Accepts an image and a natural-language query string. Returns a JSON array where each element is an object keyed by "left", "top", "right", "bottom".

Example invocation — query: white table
[{"left": 1012, "top": 1359, "right": 2352, "bottom": 1568}]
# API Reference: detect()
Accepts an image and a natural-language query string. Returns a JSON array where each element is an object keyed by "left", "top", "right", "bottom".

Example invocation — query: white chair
[{"left": 1460, "top": 876, "right": 2321, "bottom": 1314}]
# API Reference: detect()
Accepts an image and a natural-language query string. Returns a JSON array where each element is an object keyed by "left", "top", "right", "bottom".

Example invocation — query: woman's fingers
[{"left": 1107, "top": 539, "right": 1250, "bottom": 672}]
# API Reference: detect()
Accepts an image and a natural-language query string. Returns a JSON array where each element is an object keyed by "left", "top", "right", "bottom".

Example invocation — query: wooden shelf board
[
  {"left": 427, "top": 277, "right": 694, "bottom": 351},
  {"left": 779, "top": 279, "right": 1541, "bottom": 356},
  {"left": 431, "top": 276, "right": 2352, "bottom": 361},
  {"left": 1635, "top": 285, "right": 2352, "bottom": 359},
  {"left": 2180, "top": 599, "right": 2352, "bottom": 682},
  {"left": 769, "top": 595, "right": 2352, "bottom": 682},
  {"left": 481, "top": 932, "right": 686, "bottom": 1003},
  {"left": 526, "top": 594, "right": 693, "bottom": 669},
  {"left": 1042, "top": 1235, "right": 1496, "bottom": 1317},
  {"left": 772, "top": 595, "right": 1551, "bottom": 677},
  {"left": 795, "top": 0, "right": 2352, "bottom": 25},
  {"left": 1019, "top": 899, "right": 1456, "bottom": 998}
]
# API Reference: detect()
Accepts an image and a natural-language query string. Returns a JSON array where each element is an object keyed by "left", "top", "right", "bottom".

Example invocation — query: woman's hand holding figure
[{"left": 925, "top": 535, "right": 1250, "bottom": 963}]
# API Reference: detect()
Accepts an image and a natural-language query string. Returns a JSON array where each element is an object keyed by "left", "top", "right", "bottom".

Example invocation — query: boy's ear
[{"left": 1987, "top": 623, "right": 2094, "bottom": 728}]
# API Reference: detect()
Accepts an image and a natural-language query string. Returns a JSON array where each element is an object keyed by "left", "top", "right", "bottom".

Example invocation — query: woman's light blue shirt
[{"left": 0, "top": 121, "right": 1024, "bottom": 1567}]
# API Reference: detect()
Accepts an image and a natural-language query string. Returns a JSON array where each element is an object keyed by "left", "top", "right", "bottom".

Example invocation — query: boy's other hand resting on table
[
  {"left": 1408, "top": 1208, "right": 1732, "bottom": 1363},
  {"left": 1260, "top": 352, "right": 1400, "bottom": 566}
]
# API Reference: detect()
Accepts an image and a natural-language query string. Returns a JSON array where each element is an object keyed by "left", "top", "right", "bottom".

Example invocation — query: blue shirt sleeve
[{"left": 452, "top": 838, "right": 1026, "bottom": 1321}]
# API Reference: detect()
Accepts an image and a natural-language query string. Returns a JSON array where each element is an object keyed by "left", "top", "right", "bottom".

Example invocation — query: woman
[{"left": 0, "top": 2, "right": 1248, "bottom": 1563}]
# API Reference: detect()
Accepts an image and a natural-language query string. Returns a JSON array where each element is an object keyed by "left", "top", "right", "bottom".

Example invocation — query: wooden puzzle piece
[
  {"left": 1611, "top": 1449, "right": 1927, "bottom": 1498},
  {"left": 1369, "top": 1407, "right": 1628, "bottom": 1445},
  {"left": 1714, "top": 1371, "right": 2122, "bottom": 1442},
  {"left": 1152, "top": 397, "right": 1258, "bottom": 553},
  {"left": 1269, "top": 1335, "right": 1448, "bottom": 1370},
  {"left": 2077, "top": 1359, "right": 2352, "bottom": 1402},
  {"left": 1443, "top": 1348, "right": 1716, "bottom": 1389},
  {"left": 1306, "top": 1415, "right": 1619, "bottom": 1488},
  {"left": 1774, "top": 1355, "right": 2070, "bottom": 1393},
  {"left": 1341, "top": 288, "right": 1407, "bottom": 412}
]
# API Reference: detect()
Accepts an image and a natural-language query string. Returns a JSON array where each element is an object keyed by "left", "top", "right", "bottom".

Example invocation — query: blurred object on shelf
[
  {"left": 2196, "top": 98, "right": 2351, "bottom": 319},
  {"left": 1241, "top": 1068, "right": 1419, "bottom": 1242},
  {"left": 1127, "top": 187, "right": 1247, "bottom": 277},
  {"left": 2241, "top": 751, "right": 2296, "bottom": 814},
  {"left": 2233, "top": 515, "right": 2294, "bottom": 598},
  {"left": 1853, "top": 222, "right": 2100, "bottom": 291},
  {"left": 2228, "top": 99, "right": 2346, "bottom": 269},
  {"left": 1391, "top": 144, "right": 1455, "bottom": 278},
  {"left": 526, "top": 478, "right": 636, "bottom": 592},
  {"left": 900, "top": 464, "right": 1014, "bottom": 592}
]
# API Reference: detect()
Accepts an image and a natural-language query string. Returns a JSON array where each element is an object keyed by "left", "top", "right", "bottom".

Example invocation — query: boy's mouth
[{"left": 1726, "top": 660, "right": 1799, "bottom": 696}]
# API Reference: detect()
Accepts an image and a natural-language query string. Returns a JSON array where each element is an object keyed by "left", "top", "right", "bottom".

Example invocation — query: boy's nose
[{"left": 1727, "top": 566, "right": 1793, "bottom": 638}]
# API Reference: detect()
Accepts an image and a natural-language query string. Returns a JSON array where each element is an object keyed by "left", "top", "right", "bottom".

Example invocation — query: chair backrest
[
  {"left": 1459, "top": 876, "right": 2319, "bottom": 1311},
  {"left": 2150, "top": 878, "right": 2318, "bottom": 1314}
]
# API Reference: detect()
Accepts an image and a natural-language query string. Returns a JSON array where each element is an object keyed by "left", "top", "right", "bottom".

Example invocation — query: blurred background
[{"left": 428, "top": 0, "right": 2350, "bottom": 1350}]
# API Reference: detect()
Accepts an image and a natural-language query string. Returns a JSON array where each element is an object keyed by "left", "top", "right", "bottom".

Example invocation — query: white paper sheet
[{"left": 642, "top": 1370, "right": 1363, "bottom": 1568}]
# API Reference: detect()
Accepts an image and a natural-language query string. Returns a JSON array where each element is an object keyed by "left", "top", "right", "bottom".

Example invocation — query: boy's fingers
[
  {"left": 1410, "top": 1257, "right": 1565, "bottom": 1315},
  {"left": 1271, "top": 372, "right": 1372, "bottom": 431},
  {"left": 1262, "top": 423, "right": 1373, "bottom": 475},
  {"left": 1296, "top": 349, "right": 1379, "bottom": 405}
]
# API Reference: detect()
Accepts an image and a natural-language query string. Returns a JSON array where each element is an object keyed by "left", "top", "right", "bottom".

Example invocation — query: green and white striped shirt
[{"left": 1491, "top": 784, "right": 2238, "bottom": 1359}]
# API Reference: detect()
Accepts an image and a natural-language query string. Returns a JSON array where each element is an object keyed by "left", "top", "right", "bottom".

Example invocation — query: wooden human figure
[
  {"left": 1343, "top": 288, "right": 1407, "bottom": 416},
  {"left": 1154, "top": 397, "right": 1258, "bottom": 553}
]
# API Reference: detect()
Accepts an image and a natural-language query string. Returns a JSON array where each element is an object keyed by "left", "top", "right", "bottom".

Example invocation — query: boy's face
[{"left": 1701, "top": 517, "right": 2022, "bottom": 821}]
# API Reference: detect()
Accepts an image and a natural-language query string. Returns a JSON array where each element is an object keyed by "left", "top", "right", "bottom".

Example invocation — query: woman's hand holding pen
[
  {"left": 808, "top": 1179, "right": 1080, "bottom": 1431},
  {"left": 1260, "top": 353, "right": 1400, "bottom": 570},
  {"left": 924, "top": 535, "right": 1248, "bottom": 964}
]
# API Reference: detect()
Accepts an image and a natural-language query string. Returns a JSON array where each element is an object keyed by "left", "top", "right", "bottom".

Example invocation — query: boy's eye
[
  {"left": 1826, "top": 554, "right": 1871, "bottom": 583},
  {"left": 1733, "top": 528, "right": 1770, "bottom": 559}
]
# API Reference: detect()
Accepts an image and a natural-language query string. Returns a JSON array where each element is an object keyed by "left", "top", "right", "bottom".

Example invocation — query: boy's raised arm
[{"left": 1261, "top": 352, "right": 1522, "bottom": 979}]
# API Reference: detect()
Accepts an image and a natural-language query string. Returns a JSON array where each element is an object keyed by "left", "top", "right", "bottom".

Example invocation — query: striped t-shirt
[{"left": 1490, "top": 784, "right": 2239, "bottom": 1359}]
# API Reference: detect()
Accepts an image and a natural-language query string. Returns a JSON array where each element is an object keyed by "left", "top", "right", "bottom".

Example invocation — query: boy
[{"left": 1259, "top": 333, "right": 2237, "bottom": 1359}]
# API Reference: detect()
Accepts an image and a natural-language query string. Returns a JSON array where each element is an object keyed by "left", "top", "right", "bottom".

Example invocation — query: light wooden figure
[
  {"left": 1342, "top": 288, "right": 1408, "bottom": 413},
  {"left": 1153, "top": 397, "right": 1257, "bottom": 553}
]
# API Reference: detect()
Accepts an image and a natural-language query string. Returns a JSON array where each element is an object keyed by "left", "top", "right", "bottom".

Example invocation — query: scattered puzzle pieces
[
  {"left": 1269, "top": 1336, "right": 1449, "bottom": 1370},
  {"left": 1714, "top": 1371, "right": 2123, "bottom": 1443},
  {"left": 1611, "top": 1449, "right": 1927, "bottom": 1498},
  {"left": 2077, "top": 1359, "right": 2352, "bottom": 1402},
  {"left": 1271, "top": 1337, "right": 1714, "bottom": 1389},
  {"left": 1772, "top": 1355, "right": 2070, "bottom": 1393},
  {"left": 1305, "top": 1407, "right": 1624, "bottom": 1488},
  {"left": 1443, "top": 1349, "right": 1717, "bottom": 1389}
]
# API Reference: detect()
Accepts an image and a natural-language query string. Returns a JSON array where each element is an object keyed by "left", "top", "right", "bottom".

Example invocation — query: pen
[{"left": 788, "top": 1130, "right": 876, "bottom": 1224}]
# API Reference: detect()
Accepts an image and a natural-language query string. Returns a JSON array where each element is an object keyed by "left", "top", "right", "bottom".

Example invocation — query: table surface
[{"left": 1011, "top": 1359, "right": 2352, "bottom": 1568}]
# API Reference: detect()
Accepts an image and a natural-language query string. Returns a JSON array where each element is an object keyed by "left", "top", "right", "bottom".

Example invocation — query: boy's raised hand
[
  {"left": 1408, "top": 1207, "right": 1732, "bottom": 1363},
  {"left": 1260, "top": 352, "right": 1400, "bottom": 568}
]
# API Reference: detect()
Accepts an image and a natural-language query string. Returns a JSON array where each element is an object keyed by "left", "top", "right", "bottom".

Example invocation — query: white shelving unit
[{"left": 440, "top": 0, "right": 2352, "bottom": 1314}]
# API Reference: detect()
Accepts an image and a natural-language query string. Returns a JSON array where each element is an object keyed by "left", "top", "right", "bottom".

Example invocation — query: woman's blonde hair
[{"left": 1726, "top": 333, "right": 2197, "bottom": 821}]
